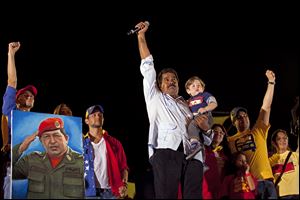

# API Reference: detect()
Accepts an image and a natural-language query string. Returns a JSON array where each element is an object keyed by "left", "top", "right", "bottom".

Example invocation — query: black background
[{"left": 1, "top": 2, "right": 299, "bottom": 197}]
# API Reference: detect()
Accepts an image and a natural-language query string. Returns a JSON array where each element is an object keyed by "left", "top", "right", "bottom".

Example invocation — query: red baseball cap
[
  {"left": 16, "top": 85, "right": 38, "bottom": 99},
  {"left": 38, "top": 117, "right": 64, "bottom": 137}
]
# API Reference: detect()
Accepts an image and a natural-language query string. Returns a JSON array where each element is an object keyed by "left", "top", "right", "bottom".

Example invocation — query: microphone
[{"left": 127, "top": 21, "right": 150, "bottom": 35}]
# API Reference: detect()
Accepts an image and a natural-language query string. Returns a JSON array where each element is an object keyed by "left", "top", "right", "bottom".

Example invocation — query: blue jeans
[
  {"left": 3, "top": 166, "right": 11, "bottom": 199},
  {"left": 257, "top": 179, "right": 278, "bottom": 199},
  {"left": 280, "top": 195, "right": 299, "bottom": 199},
  {"left": 85, "top": 188, "right": 116, "bottom": 199}
]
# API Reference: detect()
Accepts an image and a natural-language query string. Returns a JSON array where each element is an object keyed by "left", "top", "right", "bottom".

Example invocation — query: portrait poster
[{"left": 11, "top": 110, "right": 83, "bottom": 199}]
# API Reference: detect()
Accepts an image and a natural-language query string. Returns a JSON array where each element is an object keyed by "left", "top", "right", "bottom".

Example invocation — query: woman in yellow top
[{"left": 269, "top": 129, "right": 299, "bottom": 199}]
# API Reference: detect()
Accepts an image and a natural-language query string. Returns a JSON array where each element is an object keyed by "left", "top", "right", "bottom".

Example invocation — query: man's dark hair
[{"left": 157, "top": 68, "right": 179, "bottom": 88}]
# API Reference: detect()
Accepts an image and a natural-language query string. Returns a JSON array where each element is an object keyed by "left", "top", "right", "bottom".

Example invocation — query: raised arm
[
  {"left": 258, "top": 70, "right": 276, "bottom": 125},
  {"left": 7, "top": 42, "right": 21, "bottom": 88},
  {"left": 18, "top": 131, "right": 38, "bottom": 155},
  {"left": 291, "top": 96, "right": 299, "bottom": 125},
  {"left": 291, "top": 96, "right": 299, "bottom": 136},
  {"left": 136, "top": 21, "right": 151, "bottom": 59}
]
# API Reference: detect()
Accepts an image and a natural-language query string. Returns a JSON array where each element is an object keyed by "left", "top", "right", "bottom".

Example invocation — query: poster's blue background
[{"left": 11, "top": 110, "right": 83, "bottom": 199}]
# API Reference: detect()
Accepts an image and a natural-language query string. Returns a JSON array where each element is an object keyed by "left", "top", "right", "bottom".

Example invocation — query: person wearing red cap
[
  {"left": 83, "top": 105, "right": 129, "bottom": 199},
  {"left": 1, "top": 42, "right": 38, "bottom": 151},
  {"left": 12, "top": 117, "right": 84, "bottom": 199},
  {"left": 1, "top": 42, "right": 38, "bottom": 199}
]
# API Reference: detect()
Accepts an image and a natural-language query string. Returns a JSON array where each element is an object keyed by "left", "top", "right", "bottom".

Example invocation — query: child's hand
[
  {"left": 244, "top": 163, "right": 250, "bottom": 173},
  {"left": 198, "top": 108, "right": 207, "bottom": 114}
]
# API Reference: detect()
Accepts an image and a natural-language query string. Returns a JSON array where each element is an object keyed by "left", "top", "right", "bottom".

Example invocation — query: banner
[{"left": 11, "top": 110, "right": 83, "bottom": 199}]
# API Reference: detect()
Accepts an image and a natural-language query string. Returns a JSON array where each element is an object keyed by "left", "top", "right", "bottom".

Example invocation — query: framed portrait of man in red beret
[{"left": 10, "top": 110, "right": 84, "bottom": 199}]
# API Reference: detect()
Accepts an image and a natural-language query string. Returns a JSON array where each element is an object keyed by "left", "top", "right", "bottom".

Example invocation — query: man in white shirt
[{"left": 135, "top": 21, "right": 212, "bottom": 199}]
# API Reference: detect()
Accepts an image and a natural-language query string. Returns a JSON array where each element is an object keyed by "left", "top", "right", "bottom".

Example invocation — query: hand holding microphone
[{"left": 127, "top": 21, "right": 150, "bottom": 35}]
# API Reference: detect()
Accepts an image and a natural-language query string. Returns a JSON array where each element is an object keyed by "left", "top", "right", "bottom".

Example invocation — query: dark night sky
[{"left": 1, "top": 3, "right": 299, "bottom": 188}]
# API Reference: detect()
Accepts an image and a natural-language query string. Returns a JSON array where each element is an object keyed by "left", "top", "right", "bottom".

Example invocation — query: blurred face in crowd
[
  {"left": 234, "top": 111, "right": 250, "bottom": 132},
  {"left": 235, "top": 153, "right": 248, "bottom": 169},
  {"left": 213, "top": 125, "right": 225, "bottom": 146},
  {"left": 85, "top": 110, "right": 104, "bottom": 129},
  {"left": 59, "top": 105, "right": 73, "bottom": 116},
  {"left": 274, "top": 131, "right": 289, "bottom": 152},
  {"left": 17, "top": 90, "right": 35, "bottom": 109},
  {"left": 186, "top": 79, "right": 204, "bottom": 97}
]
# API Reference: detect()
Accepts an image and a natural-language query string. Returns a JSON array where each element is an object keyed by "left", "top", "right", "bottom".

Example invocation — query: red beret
[
  {"left": 16, "top": 85, "right": 38, "bottom": 99},
  {"left": 38, "top": 117, "right": 64, "bottom": 137}
]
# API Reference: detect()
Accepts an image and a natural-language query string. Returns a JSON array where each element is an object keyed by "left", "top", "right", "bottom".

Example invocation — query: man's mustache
[{"left": 168, "top": 84, "right": 176, "bottom": 88}]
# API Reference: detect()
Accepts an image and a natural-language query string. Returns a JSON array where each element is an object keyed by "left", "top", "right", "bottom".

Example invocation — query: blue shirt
[
  {"left": 2, "top": 86, "right": 17, "bottom": 144},
  {"left": 188, "top": 92, "right": 217, "bottom": 115}
]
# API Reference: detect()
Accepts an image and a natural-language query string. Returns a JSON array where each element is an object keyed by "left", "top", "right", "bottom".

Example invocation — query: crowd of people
[{"left": 0, "top": 21, "right": 299, "bottom": 199}]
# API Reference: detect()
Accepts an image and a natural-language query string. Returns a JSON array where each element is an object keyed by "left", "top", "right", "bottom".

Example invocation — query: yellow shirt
[
  {"left": 269, "top": 151, "right": 299, "bottom": 197},
  {"left": 227, "top": 120, "right": 274, "bottom": 180}
]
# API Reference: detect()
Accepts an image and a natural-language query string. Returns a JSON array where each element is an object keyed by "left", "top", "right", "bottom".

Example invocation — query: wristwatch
[{"left": 204, "top": 129, "right": 213, "bottom": 136}]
